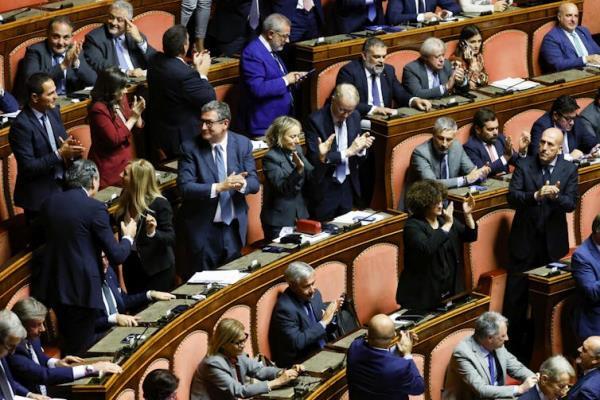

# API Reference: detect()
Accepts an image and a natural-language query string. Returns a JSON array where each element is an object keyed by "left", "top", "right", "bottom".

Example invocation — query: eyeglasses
[
  {"left": 231, "top": 333, "right": 249, "bottom": 346},
  {"left": 201, "top": 118, "right": 226, "bottom": 128},
  {"left": 273, "top": 31, "right": 291, "bottom": 40},
  {"left": 558, "top": 112, "right": 576, "bottom": 122}
]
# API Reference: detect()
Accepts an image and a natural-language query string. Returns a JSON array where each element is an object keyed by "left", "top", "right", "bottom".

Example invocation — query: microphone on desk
[
  {"left": 495, "top": 79, "right": 527, "bottom": 96},
  {"left": 243, "top": 259, "right": 261, "bottom": 273},
  {"left": 343, "top": 211, "right": 381, "bottom": 232},
  {"left": 1, "top": 8, "right": 31, "bottom": 24}
]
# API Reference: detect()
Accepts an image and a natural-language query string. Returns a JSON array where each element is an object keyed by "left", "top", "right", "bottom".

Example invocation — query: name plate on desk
[
  {"left": 257, "top": 376, "right": 322, "bottom": 399},
  {"left": 135, "top": 299, "right": 196, "bottom": 323},
  {"left": 302, "top": 350, "right": 346, "bottom": 375},
  {"left": 93, "top": 186, "right": 122, "bottom": 205},
  {"left": 87, "top": 327, "right": 158, "bottom": 355}
]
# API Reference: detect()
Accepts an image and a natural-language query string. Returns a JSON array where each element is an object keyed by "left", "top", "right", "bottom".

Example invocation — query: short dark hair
[
  {"left": 406, "top": 179, "right": 447, "bottom": 218},
  {"left": 65, "top": 159, "right": 99, "bottom": 190},
  {"left": 163, "top": 24, "right": 187, "bottom": 58},
  {"left": 26, "top": 72, "right": 53, "bottom": 100},
  {"left": 550, "top": 95, "right": 579, "bottom": 116},
  {"left": 142, "top": 369, "right": 179, "bottom": 400},
  {"left": 471, "top": 107, "right": 497, "bottom": 136},
  {"left": 362, "top": 37, "right": 386, "bottom": 53},
  {"left": 47, "top": 15, "right": 73, "bottom": 34}
]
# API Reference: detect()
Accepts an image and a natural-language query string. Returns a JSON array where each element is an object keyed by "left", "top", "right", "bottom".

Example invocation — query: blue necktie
[
  {"left": 305, "top": 302, "right": 326, "bottom": 348},
  {"left": 102, "top": 281, "right": 118, "bottom": 315},
  {"left": 367, "top": 2, "right": 376, "bottom": 22},
  {"left": 248, "top": 0, "right": 260, "bottom": 30},
  {"left": 371, "top": 74, "right": 382, "bottom": 107},
  {"left": 487, "top": 351, "right": 497, "bottom": 385},
  {"left": 215, "top": 144, "right": 234, "bottom": 225},
  {"left": 52, "top": 54, "right": 66, "bottom": 95},
  {"left": 570, "top": 31, "right": 585, "bottom": 58},
  {"left": 114, "top": 36, "right": 129, "bottom": 70},
  {"left": 335, "top": 122, "right": 347, "bottom": 183},
  {"left": 440, "top": 154, "right": 449, "bottom": 180}
]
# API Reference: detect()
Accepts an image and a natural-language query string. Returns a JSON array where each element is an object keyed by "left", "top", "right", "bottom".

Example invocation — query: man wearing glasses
[
  {"left": 529, "top": 95, "right": 599, "bottom": 161},
  {"left": 520, "top": 355, "right": 574, "bottom": 400}
]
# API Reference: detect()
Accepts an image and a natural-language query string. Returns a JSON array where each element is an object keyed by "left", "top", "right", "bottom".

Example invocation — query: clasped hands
[
  {"left": 321, "top": 295, "right": 345, "bottom": 326},
  {"left": 217, "top": 171, "right": 248, "bottom": 193},
  {"left": 345, "top": 132, "right": 375, "bottom": 158},
  {"left": 58, "top": 135, "right": 85, "bottom": 161},
  {"left": 537, "top": 180, "right": 561, "bottom": 201}
]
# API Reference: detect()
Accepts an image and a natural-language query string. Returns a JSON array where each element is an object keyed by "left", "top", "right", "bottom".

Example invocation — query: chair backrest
[
  {"left": 0, "top": 154, "right": 24, "bottom": 222},
  {"left": 567, "top": 211, "right": 577, "bottom": 249},
  {"left": 583, "top": 0, "right": 600, "bottom": 36},
  {"left": 445, "top": 40, "right": 458, "bottom": 60},
  {"left": 67, "top": 125, "right": 92, "bottom": 159},
  {"left": 138, "top": 358, "right": 170, "bottom": 400},
  {"left": 352, "top": 243, "right": 400, "bottom": 324},
  {"left": 217, "top": 305, "right": 253, "bottom": 356},
  {"left": 313, "top": 60, "right": 350, "bottom": 110},
  {"left": 173, "top": 330, "right": 208, "bottom": 400},
  {"left": 429, "top": 328, "right": 474, "bottom": 400},
  {"left": 503, "top": 109, "right": 545, "bottom": 145},
  {"left": 576, "top": 97, "right": 594, "bottom": 113},
  {"left": 255, "top": 282, "right": 288, "bottom": 360},
  {"left": 0, "top": 55, "right": 4, "bottom": 89},
  {"left": 246, "top": 184, "right": 264, "bottom": 246},
  {"left": 0, "top": 0, "right": 45, "bottom": 13},
  {"left": 483, "top": 29, "right": 529, "bottom": 82},
  {"left": 390, "top": 133, "right": 432, "bottom": 209},
  {"left": 6, "top": 284, "right": 30, "bottom": 310},
  {"left": 132, "top": 11, "right": 175, "bottom": 52},
  {"left": 115, "top": 389, "right": 135, "bottom": 400},
  {"left": 410, "top": 354, "right": 426, "bottom": 400},
  {"left": 531, "top": 21, "right": 556, "bottom": 77},
  {"left": 456, "top": 123, "right": 472, "bottom": 145},
  {"left": 579, "top": 183, "right": 600, "bottom": 241},
  {"left": 314, "top": 261, "right": 347, "bottom": 303},
  {"left": 8, "top": 37, "right": 45, "bottom": 92},
  {"left": 385, "top": 50, "right": 420, "bottom": 81},
  {"left": 214, "top": 84, "right": 240, "bottom": 124},
  {"left": 550, "top": 298, "right": 567, "bottom": 355},
  {"left": 72, "top": 23, "right": 103, "bottom": 44}
]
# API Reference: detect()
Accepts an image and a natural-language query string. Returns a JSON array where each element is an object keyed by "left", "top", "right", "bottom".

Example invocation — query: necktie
[
  {"left": 487, "top": 351, "right": 497, "bottom": 385},
  {"left": 335, "top": 122, "right": 347, "bottom": 183},
  {"left": 371, "top": 74, "right": 382, "bottom": 107},
  {"left": 570, "top": 31, "right": 585, "bottom": 58},
  {"left": 248, "top": 0, "right": 260, "bottom": 30},
  {"left": 562, "top": 132, "right": 571, "bottom": 155},
  {"left": 418, "top": 0, "right": 425, "bottom": 13},
  {"left": 486, "top": 143, "right": 499, "bottom": 163},
  {"left": 305, "top": 302, "right": 326, "bottom": 348},
  {"left": 303, "top": 0, "right": 314, "bottom": 12},
  {"left": 0, "top": 362, "right": 14, "bottom": 400},
  {"left": 26, "top": 342, "right": 47, "bottom": 396},
  {"left": 52, "top": 54, "right": 66, "bottom": 95},
  {"left": 542, "top": 166, "right": 551, "bottom": 184},
  {"left": 431, "top": 72, "right": 441, "bottom": 89},
  {"left": 367, "top": 2, "right": 376, "bottom": 22},
  {"left": 102, "top": 281, "right": 118, "bottom": 315},
  {"left": 440, "top": 154, "right": 449, "bottom": 180},
  {"left": 271, "top": 51, "right": 285, "bottom": 74},
  {"left": 114, "top": 37, "right": 130, "bottom": 71},
  {"left": 215, "top": 144, "right": 234, "bottom": 225},
  {"left": 40, "top": 114, "right": 58, "bottom": 153}
]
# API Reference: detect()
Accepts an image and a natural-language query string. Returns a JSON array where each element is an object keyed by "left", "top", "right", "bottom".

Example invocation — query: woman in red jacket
[{"left": 88, "top": 67, "right": 145, "bottom": 188}]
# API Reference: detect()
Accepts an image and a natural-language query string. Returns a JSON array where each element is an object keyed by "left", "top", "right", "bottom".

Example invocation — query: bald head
[
  {"left": 578, "top": 336, "right": 600, "bottom": 371},
  {"left": 538, "top": 128, "right": 564, "bottom": 165},
  {"left": 367, "top": 314, "right": 395, "bottom": 347},
  {"left": 557, "top": 2, "right": 579, "bottom": 32}
]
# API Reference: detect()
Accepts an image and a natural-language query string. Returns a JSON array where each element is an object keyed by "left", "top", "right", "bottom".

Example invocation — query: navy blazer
[
  {"left": 83, "top": 25, "right": 155, "bottom": 72},
  {"left": 567, "top": 367, "right": 600, "bottom": 400},
  {"left": 347, "top": 337, "right": 425, "bottom": 400},
  {"left": 520, "top": 387, "right": 542, "bottom": 400},
  {"left": 507, "top": 156, "right": 578, "bottom": 271},
  {"left": 540, "top": 26, "right": 600, "bottom": 73},
  {"left": 208, "top": 0, "right": 268, "bottom": 44},
  {"left": 269, "top": 288, "right": 328, "bottom": 368},
  {"left": 335, "top": 0, "right": 385, "bottom": 34},
  {"left": 272, "top": 0, "right": 324, "bottom": 28},
  {"left": 147, "top": 53, "right": 216, "bottom": 157},
  {"left": 387, "top": 0, "right": 461, "bottom": 24},
  {"left": 463, "top": 134, "right": 516, "bottom": 175},
  {"left": 336, "top": 59, "right": 411, "bottom": 117},
  {"left": 8, "top": 106, "right": 67, "bottom": 211},
  {"left": 529, "top": 112, "right": 598, "bottom": 156},
  {"left": 7, "top": 338, "right": 73, "bottom": 394},
  {"left": 1, "top": 357, "right": 29, "bottom": 398},
  {"left": 571, "top": 237, "right": 600, "bottom": 340},
  {"left": 0, "top": 90, "right": 18, "bottom": 113},
  {"left": 178, "top": 132, "right": 260, "bottom": 257}
]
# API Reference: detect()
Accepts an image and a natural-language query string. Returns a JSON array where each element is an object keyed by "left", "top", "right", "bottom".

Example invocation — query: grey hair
[
  {"left": 65, "top": 159, "right": 99, "bottom": 190},
  {"left": 433, "top": 116, "right": 457, "bottom": 136},
  {"left": 539, "top": 355, "right": 576, "bottom": 381},
  {"left": 332, "top": 83, "right": 360, "bottom": 104},
  {"left": 110, "top": 0, "right": 134, "bottom": 19},
  {"left": 12, "top": 297, "right": 48, "bottom": 323},
  {"left": 474, "top": 311, "right": 508, "bottom": 341},
  {"left": 420, "top": 37, "right": 446, "bottom": 57},
  {"left": 284, "top": 262, "right": 315, "bottom": 284},
  {"left": 0, "top": 309, "right": 27, "bottom": 342},
  {"left": 262, "top": 13, "right": 291, "bottom": 34},
  {"left": 201, "top": 100, "right": 231, "bottom": 121}
]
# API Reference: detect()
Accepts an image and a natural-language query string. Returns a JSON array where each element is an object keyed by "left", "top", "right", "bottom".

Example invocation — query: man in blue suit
[
  {"left": 272, "top": 0, "right": 324, "bottom": 42},
  {"left": 347, "top": 314, "right": 424, "bottom": 400},
  {"left": 568, "top": 336, "right": 600, "bottom": 400},
  {"left": 0, "top": 309, "right": 34, "bottom": 400},
  {"left": 334, "top": 0, "right": 385, "bottom": 34},
  {"left": 240, "top": 13, "right": 308, "bottom": 137},
  {"left": 178, "top": 101, "right": 260, "bottom": 271},
  {"left": 540, "top": 2, "right": 600, "bottom": 73},
  {"left": 520, "top": 355, "right": 575, "bottom": 400},
  {"left": 387, "top": 0, "right": 461, "bottom": 25},
  {"left": 0, "top": 87, "right": 18, "bottom": 113},
  {"left": 464, "top": 108, "right": 530, "bottom": 176}
]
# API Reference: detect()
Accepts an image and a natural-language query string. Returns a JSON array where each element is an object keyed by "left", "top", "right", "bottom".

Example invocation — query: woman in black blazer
[
  {"left": 115, "top": 159, "right": 175, "bottom": 293},
  {"left": 396, "top": 179, "right": 478, "bottom": 311},
  {"left": 261, "top": 116, "right": 333, "bottom": 241}
]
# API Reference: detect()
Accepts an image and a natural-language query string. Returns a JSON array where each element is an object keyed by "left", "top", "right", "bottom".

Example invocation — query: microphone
[
  {"left": 2, "top": 8, "right": 31, "bottom": 24},
  {"left": 495, "top": 78, "right": 528, "bottom": 96}
]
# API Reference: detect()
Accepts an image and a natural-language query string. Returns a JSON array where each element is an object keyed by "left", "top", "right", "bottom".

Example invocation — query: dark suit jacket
[
  {"left": 540, "top": 26, "right": 600, "bottom": 73},
  {"left": 272, "top": 0, "right": 324, "bottom": 28},
  {"left": 409, "top": 139, "right": 475, "bottom": 189},
  {"left": 1, "top": 357, "right": 29, "bottom": 398},
  {"left": 387, "top": 0, "right": 461, "bottom": 24},
  {"left": 463, "top": 134, "right": 516, "bottom": 176},
  {"left": 571, "top": 237, "right": 600, "bottom": 340},
  {"left": 83, "top": 25, "right": 155, "bottom": 72},
  {"left": 269, "top": 288, "right": 328, "bottom": 368},
  {"left": 147, "top": 53, "right": 216, "bottom": 157},
  {"left": 520, "top": 387, "right": 542, "bottom": 400},
  {"left": 178, "top": 132, "right": 260, "bottom": 256},
  {"left": 335, "top": 0, "right": 385, "bottom": 34},
  {"left": 529, "top": 112, "right": 598, "bottom": 156},
  {"left": 8, "top": 106, "right": 67, "bottom": 211},
  {"left": 347, "top": 337, "right": 425, "bottom": 400},
  {"left": 507, "top": 156, "right": 578, "bottom": 271},
  {"left": 7, "top": 338, "right": 73, "bottom": 394},
  {"left": 580, "top": 102, "right": 600, "bottom": 144},
  {"left": 403, "top": 58, "right": 463, "bottom": 99},
  {"left": 39, "top": 188, "right": 132, "bottom": 309},
  {"left": 336, "top": 59, "right": 412, "bottom": 117},
  {"left": 567, "top": 367, "right": 600, "bottom": 400},
  {"left": 0, "top": 90, "right": 18, "bottom": 113},
  {"left": 207, "top": 0, "right": 269, "bottom": 44}
]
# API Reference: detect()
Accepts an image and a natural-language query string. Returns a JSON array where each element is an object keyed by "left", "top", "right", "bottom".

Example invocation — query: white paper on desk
[
  {"left": 586, "top": 63, "right": 600, "bottom": 68},
  {"left": 251, "top": 140, "right": 268, "bottom": 151},
  {"left": 490, "top": 78, "right": 539, "bottom": 91},
  {"left": 0, "top": 110, "right": 20, "bottom": 118},
  {"left": 332, "top": 210, "right": 384, "bottom": 225},
  {"left": 272, "top": 231, "right": 331, "bottom": 245},
  {"left": 188, "top": 270, "right": 248, "bottom": 284}
]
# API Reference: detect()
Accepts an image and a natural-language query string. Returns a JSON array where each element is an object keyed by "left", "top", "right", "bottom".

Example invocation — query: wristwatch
[{"left": 85, "top": 365, "right": 97, "bottom": 376}]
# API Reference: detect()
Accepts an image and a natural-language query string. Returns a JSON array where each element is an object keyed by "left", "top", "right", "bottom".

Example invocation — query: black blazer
[
  {"left": 336, "top": 59, "right": 412, "bottom": 117},
  {"left": 463, "top": 134, "right": 516, "bottom": 176},
  {"left": 507, "top": 156, "right": 578, "bottom": 271},
  {"left": 335, "top": 0, "right": 385, "bottom": 34},
  {"left": 207, "top": 0, "right": 269, "bottom": 44},
  {"left": 529, "top": 112, "right": 598, "bottom": 156}
]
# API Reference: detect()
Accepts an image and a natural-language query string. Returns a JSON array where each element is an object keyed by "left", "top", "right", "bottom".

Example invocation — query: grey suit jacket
[
  {"left": 191, "top": 352, "right": 281, "bottom": 400},
  {"left": 410, "top": 139, "right": 475, "bottom": 189},
  {"left": 580, "top": 102, "right": 600, "bottom": 144},
  {"left": 402, "top": 59, "right": 463, "bottom": 99},
  {"left": 443, "top": 336, "right": 534, "bottom": 400}
]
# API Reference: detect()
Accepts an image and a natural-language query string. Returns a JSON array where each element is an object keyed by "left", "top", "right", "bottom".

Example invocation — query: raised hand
[
  {"left": 503, "top": 136, "right": 514, "bottom": 159},
  {"left": 131, "top": 95, "right": 146, "bottom": 118},
  {"left": 193, "top": 50, "right": 211, "bottom": 76},
  {"left": 145, "top": 213, "right": 156, "bottom": 236},
  {"left": 318, "top": 134, "right": 335, "bottom": 162},
  {"left": 124, "top": 17, "right": 143, "bottom": 44},
  {"left": 291, "top": 151, "right": 304, "bottom": 173},
  {"left": 462, "top": 193, "right": 476, "bottom": 215}
]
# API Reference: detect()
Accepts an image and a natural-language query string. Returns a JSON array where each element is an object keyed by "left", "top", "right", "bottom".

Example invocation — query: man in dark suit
[
  {"left": 464, "top": 107, "right": 530, "bottom": 176},
  {"left": 505, "top": 127, "right": 579, "bottom": 361},
  {"left": 147, "top": 24, "right": 215, "bottom": 159},
  {"left": 83, "top": 0, "right": 155, "bottom": 77},
  {"left": 520, "top": 355, "right": 575, "bottom": 400},
  {"left": 8, "top": 73, "right": 84, "bottom": 219},
  {"left": 19, "top": 16, "right": 96, "bottom": 101},
  {"left": 580, "top": 89, "right": 600, "bottom": 143},
  {"left": 540, "top": 2, "right": 600, "bottom": 73},
  {"left": 269, "top": 262, "right": 343, "bottom": 368},
  {"left": 304, "top": 83, "right": 374, "bottom": 221},
  {"left": 0, "top": 86, "right": 18, "bottom": 113},
  {"left": 529, "top": 95, "right": 599, "bottom": 160},
  {"left": 387, "top": 0, "right": 460, "bottom": 25},
  {"left": 8, "top": 297, "right": 122, "bottom": 396},
  {"left": 178, "top": 101, "right": 260, "bottom": 271},
  {"left": 347, "top": 314, "right": 425, "bottom": 399},
  {"left": 334, "top": 0, "right": 385, "bottom": 34},
  {"left": 403, "top": 37, "right": 468, "bottom": 99},
  {"left": 336, "top": 37, "right": 431, "bottom": 118},
  {"left": 38, "top": 159, "right": 137, "bottom": 356},
  {"left": 272, "top": 0, "right": 324, "bottom": 43},
  {"left": 568, "top": 336, "right": 600, "bottom": 400}
]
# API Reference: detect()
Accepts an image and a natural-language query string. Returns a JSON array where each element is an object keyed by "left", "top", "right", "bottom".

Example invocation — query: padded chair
[
  {"left": 502, "top": 109, "right": 545, "bottom": 145},
  {"left": 255, "top": 282, "right": 288, "bottom": 360},
  {"left": 352, "top": 243, "right": 400, "bottom": 324},
  {"left": 482, "top": 30, "right": 529, "bottom": 83},
  {"left": 582, "top": 0, "right": 600, "bottom": 36},
  {"left": 411, "top": 354, "right": 426, "bottom": 400},
  {"left": 0, "top": 55, "right": 4, "bottom": 89},
  {"left": 456, "top": 123, "right": 472, "bottom": 145},
  {"left": 0, "top": 154, "right": 24, "bottom": 220},
  {"left": 0, "top": 0, "right": 45, "bottom": 13},
  {"left": 531, "top": 21, "right": 556, "bottom": 77},
  {"left": 246, "top": 184, "right": 264, "bottom": 247},
  {"left": 579, "top": 183, "right": 600, "bottom": 242},
  {"left": 214, "top": 84, "right": 240, "bottom": 124},
  {"left": 312, "top": 60, "right": 350, "bottom": 110},
  {"left": 576, "top": 97, "right": 594, "bottom": 113},
  {"left": 567, "top": 211, "right": 577, "bottom": 249},
  {"left": 72, "top": 23, "right": 103, "bottom": 44},
  {"left": 138, "top": 358, "right": 170, "bottom": 400},
  {"left": 173, "top": 330, "right": 208, "bottom": 400},
  {"left": 314, "top": 261, "right": 347, "bottom": 303},
  {"left": 390, "top": 133, "right": 432, "bottom": 209},
  {"left": 428, "top": 328, "right": 474, "bottom": 400},
  {"left": 385, "top": 50, "right": 420, "bottom": 82},
  {"left": 217, "top": 305, "right": 253, "bottom": 356},
  {"left": 445, "top": 40, "right": 458, "bottom": 60},
  {"left": 550, "top": 298, "right": 567, "bottom": 356},
  {"left": 67, "top": 125, "right": 92, "bottom": 159},
  {"left": 6, "top": 284, "right": 30, "bottom": 310},
  {"left": 465, "top": 209, "right": 514, "bottom": 312},
  {"left": 7, "top": 37, "right": 45, "bottom": 92},
  {"left": 114, "top": 389, "right": 135, "bottom": 400},
  {"left": 132, "top": 11, "right": 175, "bottom": 52}
]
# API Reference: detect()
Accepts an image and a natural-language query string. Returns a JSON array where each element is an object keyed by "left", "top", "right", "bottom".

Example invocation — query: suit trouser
[
  {"left": 192, "top": 220, "right": 242, "bottom": 271},
  {"left": 311, "top": 178, "right": 353, "bottom": 222},
  {"left": 290, "top": 9, "right": 320, "bottom": 43},
  {"left": 54, "top": 304, "right": 97, "bottom": 356}
]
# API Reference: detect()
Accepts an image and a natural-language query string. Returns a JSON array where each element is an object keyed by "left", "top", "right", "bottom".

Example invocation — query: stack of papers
[
  {"left": 188, "top": 270, "right": 248, "bottom": 284},
  {"left": 251, "top": 140, "right": 268, "bottom": 151},
  {"left": 490, "top": 78, "right": 539, "bottom": 91},
  {"left": 332, "top": 210, "right": 384, "bottom": 225}
]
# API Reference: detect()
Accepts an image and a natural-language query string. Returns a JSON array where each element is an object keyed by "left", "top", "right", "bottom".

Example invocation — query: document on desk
[
  {"left": 187, "top": 270, "right": 248, "bottom": 284},
  {"left": 490, "top": 77, "right": 540, "bottom": 91},
  {"left": 251, "top": 140, "right": 268, "bottom": 151},
  {"left": 332, "top": 210, "right": 385, "bottom": 225}
]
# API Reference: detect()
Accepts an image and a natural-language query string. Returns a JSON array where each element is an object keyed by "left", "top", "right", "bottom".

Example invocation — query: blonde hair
[
  {"left": 115, "top": 159, "right": 163, "bottom": 218},
  {"left": 208, "top": 318, "right": 245, "bottom": 356},
  {"left": 265, "top": 116, "right": 302, "bottom": 148}
]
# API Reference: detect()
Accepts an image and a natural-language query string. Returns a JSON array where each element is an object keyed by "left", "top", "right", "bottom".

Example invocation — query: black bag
[{"left": 331, "top": 297, "right": 361, "bottom": 339}]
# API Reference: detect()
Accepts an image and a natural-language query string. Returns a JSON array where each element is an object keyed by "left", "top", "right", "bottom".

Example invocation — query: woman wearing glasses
[{"left": 191, "top": 318, "right": 303, "bottom": 400}]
